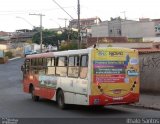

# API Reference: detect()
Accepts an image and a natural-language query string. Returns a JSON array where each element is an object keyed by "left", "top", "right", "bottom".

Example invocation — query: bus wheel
[
  {"left": 31, "top": 86, "right": 39, "bottom": 101},
  {"left": 57, "top": 90, "right": 66, "bottom": 109}
]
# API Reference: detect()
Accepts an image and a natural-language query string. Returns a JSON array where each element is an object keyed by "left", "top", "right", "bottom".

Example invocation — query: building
[
  {"left": 91, "top": 17, "right": 124, "bottom": 38},
  {"left": 0, "top": 31, "right": 12, "bottom": 50},
  {"left": 121, "top": 20, "right": 155, "bottom": 38},
  {"left": 108, "top": 17, "right": 122, "bottom": 37},
  {"left": 152, "top": 19, "right": 160, "bottom": 37},
  {"left": 11, "top": 29, "right": 37, "bottom": 43},
  {"left": 0, "top": 31, "right": 12, "bottom": 43},
  {"left": 91, "top": 17, "right": 160, "bottom": 42},
  {"left": 91, "top": 21, "right": 109, "bottom": 37}
]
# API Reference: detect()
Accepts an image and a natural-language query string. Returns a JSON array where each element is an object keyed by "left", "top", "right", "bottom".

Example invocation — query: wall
[
  {"left": 89, "top": 42, "right": 153, "bottom": 49},
  {"left": 139, "top": 53, "right": 160, "bottom": 93},
  {"left": 143, "top": 37, "right": 160, "bottom": 42},
  {"left": 108, "top": 19, "right": 121, "bottom": 37},
  {"left": 121, "top": 20, "right": 155, "bottom": 38},
  {"left": 0, "top": 44, "right": 8, "bottom": 50},
  {"left": 91, "top": 21, "right": 109, "bottom": 37}
]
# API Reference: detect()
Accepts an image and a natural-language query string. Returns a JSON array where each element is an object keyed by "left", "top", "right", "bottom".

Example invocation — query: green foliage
[
  {"left": 59, "top": 41, "right": 87, "bottom": 51},
  {"left": 107, "top": 44, "right": 112, "bottom": 47},
  {"left": 32, "top": 29, "right": 78, "bottom": 48},
  {"left": 32, "top": 29, "right": 57, "bottom": 46},
  {"left": 81, "top": 43, "right": 87, "bottom": 49},
  {"left": 128, "top": 38, "right": 143, "bottom": 42},
  {"left": 5, "top": 51, "right": 13, "bottom": 59},
  {"left": 26, "top": 39, "right": 32, "bottom": 44},
  {"left": 70, "top": 31, "right": 78, "bottom": 40},
  {"left": 59, "top": 41, "right": 78, "bottom": 51},
  {"left": 32, "top": 32, "right": 40, "bottom": 44},
  {"left": 0, "top": 39, "right": 4, "bottom": 41}
]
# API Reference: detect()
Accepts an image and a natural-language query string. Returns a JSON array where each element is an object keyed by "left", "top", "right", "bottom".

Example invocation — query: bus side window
[
  {"left": 32, "top": 58, "right": 38, "bottom": 74},
  {"left": 24, "top": 59, "right": 30, "bottom": 74},
  {"left": 36, "top": 58, "right": 45, "bottom": 75},
  {"left": 80, "top": 55, "right": 88, "bottom": 79},
  {"left": 47, "top": 58, "right": 52, "bottom": 66},
  {"left": 46, "top": 57, "right": 55, "bottom": 75},
  {"left": 38, "top": 58, "right": 43, "bottom": 66},
  {"left": 68, "top": 56, "right": 79, "bottom": 78},
  {"left": 56, "top": 56, "right": 67, "bottom": 77},
  {"left": 44, "top": 58, "right": 47, "bottom": 66}
]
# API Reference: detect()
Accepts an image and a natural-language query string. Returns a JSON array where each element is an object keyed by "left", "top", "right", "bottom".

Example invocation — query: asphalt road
[{"left": 0, "top": 58, "right": 160, "bottom": 124}]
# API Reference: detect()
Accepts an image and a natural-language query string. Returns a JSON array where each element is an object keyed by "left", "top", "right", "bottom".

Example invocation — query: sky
[{"left": 0, "top": 0, "right": 160, "bottom": 32}]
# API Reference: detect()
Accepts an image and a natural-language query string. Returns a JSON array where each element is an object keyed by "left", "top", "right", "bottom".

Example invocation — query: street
[{"left": 0, "top": 58, "right": 160, "bottom": 124}]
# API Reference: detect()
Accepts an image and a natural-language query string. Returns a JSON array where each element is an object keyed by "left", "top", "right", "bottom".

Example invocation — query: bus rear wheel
[
  {"left": 31, "top": 86, "right": 39, "bottom": 101},
  {"left": 57, "top": 90, "right": 66, "bottom": 109}
]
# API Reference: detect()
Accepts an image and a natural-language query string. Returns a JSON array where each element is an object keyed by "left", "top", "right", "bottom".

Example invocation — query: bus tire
[
  {"left": 31, "top": 86, "right": 39, "bottom": 101},
  {"left": 57, "top": 90, "right": 66, "bottom": 109}
]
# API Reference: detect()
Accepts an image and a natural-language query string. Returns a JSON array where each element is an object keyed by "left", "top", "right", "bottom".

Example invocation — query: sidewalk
[
  {"left": 9, "top": 57, "right": 21, "bottom": 61},
  {"left": 131, "top": 93, "right": 160, "bottom": 110}
]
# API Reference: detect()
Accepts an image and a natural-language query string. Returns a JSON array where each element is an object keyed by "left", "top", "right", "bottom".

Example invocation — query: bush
[
  {"left": 5, "top": 51, "right": 13, "bottom": 59},
  {"left": 59, "top": 42, "right": 78, "bottom": 51}
]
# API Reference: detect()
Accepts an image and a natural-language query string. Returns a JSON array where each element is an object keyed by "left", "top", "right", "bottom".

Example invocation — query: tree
[
  {"left": 59, "top": 29, "right": 78, "bottom": 41},
  {"left": 32, "top": 29, "right": 58, "bottom": 46},
  {"left": 26, "top": 39, "right": 32, "bottom": 44},
  {"left": 32, "top": 29, "right": 79, "bottom": 50},
  {"left": 59, "top": 41, "right": 78, "bottom": 51}
]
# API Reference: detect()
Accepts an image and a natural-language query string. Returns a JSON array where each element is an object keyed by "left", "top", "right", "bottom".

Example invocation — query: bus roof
[
  {"left": 26, "top": 47, "right": 137, "bottom": 59},
  {"left": 26, "top": 48, "right": 92, "bottom": 59}
]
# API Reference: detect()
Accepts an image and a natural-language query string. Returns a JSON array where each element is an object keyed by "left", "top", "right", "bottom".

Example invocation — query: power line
[
  {"left": 0, "top": 6, "right": 75, "bottom": 15},
  {"left": 52, "top": 0, "right": 74, "bottom": 20},
  {"left": 58, "top": 18, "right": 69, "bottom": 28},
  {"left": 16, "top": 16, "right": 35, "bottom": 28}
]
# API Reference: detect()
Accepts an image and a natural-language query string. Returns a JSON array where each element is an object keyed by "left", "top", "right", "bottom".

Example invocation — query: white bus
[{"left": 22, "top": 47, "right": 140, "bottom": 109}]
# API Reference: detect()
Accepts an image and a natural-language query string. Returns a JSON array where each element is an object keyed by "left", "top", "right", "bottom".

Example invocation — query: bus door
[
  {"left": 38, "top": 57, "right": 56, "bottom": 99},
  {"left": 73, "top": 55, "right": 88, "bottom": 105},
  {"left": 66, "top": 56, "right": 79, "bottom": 104},
  {"left": 55, "top": 56, "right": 75, "bottom": 103},
  {"left": 22, "top": 59, "right": 30, "bottom": 79}
]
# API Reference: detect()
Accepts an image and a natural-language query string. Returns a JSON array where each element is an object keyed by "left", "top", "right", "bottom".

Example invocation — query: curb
[
  {"left": 9, "top": 57, "right": 21, "bottom": 61},
  {"left": 129, "top": 104, "right": 160, "bottom": 111}
]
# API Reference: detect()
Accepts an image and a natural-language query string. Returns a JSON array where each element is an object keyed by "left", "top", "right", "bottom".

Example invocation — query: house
[
  {"left": 0, "top": 31, "right": 12, "bottom": 43},
  {"left": 0, "top": 31, "right": 12, "bottom": 50},
  {"left": 152, "top": 19, "right": 160, "bottom": 37},
  {"left": 10, "top": 29, "right": 37, "bottom": 43}
]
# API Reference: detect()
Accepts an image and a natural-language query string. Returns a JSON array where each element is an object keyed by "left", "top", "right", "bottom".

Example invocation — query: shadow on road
[{"left": 31, "top": 98, "right": 132, "bottom": 116}]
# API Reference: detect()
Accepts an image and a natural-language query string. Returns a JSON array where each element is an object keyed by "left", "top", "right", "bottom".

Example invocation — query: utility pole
[
  {"left": 77, "top": 0, "right": 81, "bottom": 49},
  {"left": 121, "top": 11, "right": 127, "bottom": 20},
  {"left": 58, "top": 18, "right": 69, "bottom": 29},
  {"left": 29, "top": 13, "right": 45, "bottom": 53}
]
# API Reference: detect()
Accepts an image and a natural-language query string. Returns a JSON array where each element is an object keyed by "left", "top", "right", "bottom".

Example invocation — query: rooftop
[
  {"left": 0, "top": 31, "right": 9, "bottom": 36},
  {"left": 70, "top": 17, "right": 101, "bottom": 22},
  {"left": 137, "top": 48, "right": 160, "bottom": 54}
]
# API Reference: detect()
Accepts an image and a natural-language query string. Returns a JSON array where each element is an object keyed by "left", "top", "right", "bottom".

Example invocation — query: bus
[{"left": 21, "top": 47, "right": 140, "bottom": 109}]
